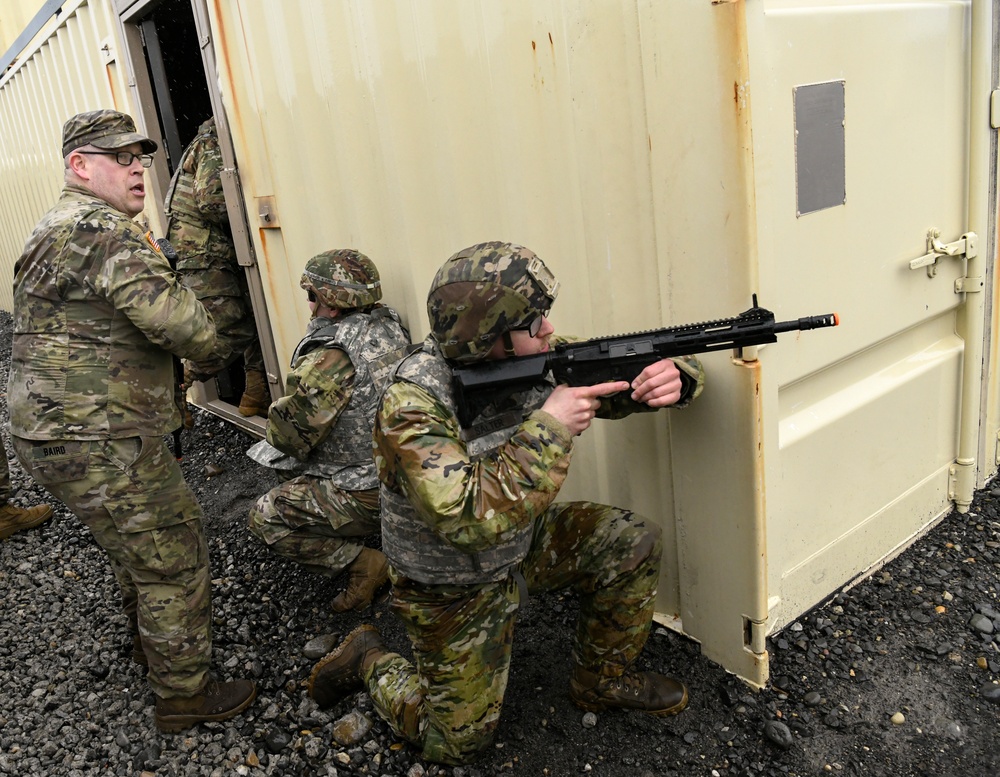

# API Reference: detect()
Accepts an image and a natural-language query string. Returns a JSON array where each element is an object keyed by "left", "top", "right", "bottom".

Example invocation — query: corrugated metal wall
[{"left": 0, "top": 0, "right": 132, "bottom": 312}]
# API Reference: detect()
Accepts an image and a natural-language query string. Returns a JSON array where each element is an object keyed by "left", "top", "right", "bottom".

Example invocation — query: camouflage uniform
[
  {"left": 247, "top": 307, "right": 409, "bottom": 576},
  {"left": 360, "top": 243, "right": 704, "bottom": 764},
  {"left": 164, "top": 117, "right": 262, "bottom": 383},
  {"left": 8, "top": 114, "right": 223, "bottom": 700}
]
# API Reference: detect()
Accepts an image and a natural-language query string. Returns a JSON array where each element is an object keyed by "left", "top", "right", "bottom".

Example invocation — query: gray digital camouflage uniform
[
  {"left": 366, "top": 332, "right": 704, "bottom": 764},
  {"left": 247, "top": 309, "right": 409, "bottom": 575},
  {"left": 164, "top": 117, "right": 262, "bottom": 382},
  {"left": 8, "top": 182, "right": 222, "bottom": 699}
]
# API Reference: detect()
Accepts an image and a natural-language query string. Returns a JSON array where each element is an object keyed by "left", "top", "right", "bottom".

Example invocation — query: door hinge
[
  {"left": 743, "top": 616, "right": 767, "bottom": 654},
  {"left": 908, "top": 229, "right": 978, "bottom": 291},
  {"left": 948, "top": 457, "right": 976, "bottom": 508}
]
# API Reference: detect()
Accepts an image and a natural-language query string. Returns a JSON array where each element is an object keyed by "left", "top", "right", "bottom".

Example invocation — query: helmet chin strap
[{"left": 501, "top": 331, "right": 516, "bottom": 358}]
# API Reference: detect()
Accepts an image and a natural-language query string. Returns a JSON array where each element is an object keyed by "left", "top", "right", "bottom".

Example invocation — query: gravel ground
[{"left": 2, "top": 309, "right": 1000, "bottom": 777}]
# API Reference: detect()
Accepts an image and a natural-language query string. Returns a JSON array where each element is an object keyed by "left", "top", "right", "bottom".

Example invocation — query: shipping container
[{"left": 1, "top": 0, "right": 997, "bottom": 687}]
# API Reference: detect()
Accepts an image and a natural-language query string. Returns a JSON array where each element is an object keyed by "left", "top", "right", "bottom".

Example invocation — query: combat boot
[
  {"left": 154, "top": 678, "right": 257, "bottom": 733},
  {"left": 330, "top": 548, "right": 390, "bottom": 612},
  {"left": 238, "top": 369, "right": 270, "bottom": 417},
  {"left": 0, "top": 503, "right": 54, "bottom": 540},
  {"left": 569, "top": 665, "right": 689, "bottom": 717},
  {"left": 308, "top": 624, "right": 387, "bottom": 708}
]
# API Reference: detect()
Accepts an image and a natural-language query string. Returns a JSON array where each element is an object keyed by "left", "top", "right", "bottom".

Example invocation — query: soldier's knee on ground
[
  {"left": 422, "top": 720, "right": 498, "bottom": 766},
  {"left": 246, "top": 495, "right": 273, "bottom": 540}
]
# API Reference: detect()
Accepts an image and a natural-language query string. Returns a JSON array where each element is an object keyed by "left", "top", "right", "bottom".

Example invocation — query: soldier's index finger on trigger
[{"left": 582, "top": 380, "right": 631, "bottom": 397}]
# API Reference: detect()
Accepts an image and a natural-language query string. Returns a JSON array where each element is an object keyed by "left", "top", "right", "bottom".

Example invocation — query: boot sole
[
  {"left": 154, "top": 684, "right": 257, "bottom": 733},
  {"left": 307, "top": 624, "right": 378, "bottom": 701}
]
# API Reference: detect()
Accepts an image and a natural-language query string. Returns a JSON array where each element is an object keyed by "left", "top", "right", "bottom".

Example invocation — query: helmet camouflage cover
[
  {"left": 428, "top": 241, "right": 560, "bottom": 363},
  {"left": 300, "top": 249, "right": 382, "bottom": 310}
]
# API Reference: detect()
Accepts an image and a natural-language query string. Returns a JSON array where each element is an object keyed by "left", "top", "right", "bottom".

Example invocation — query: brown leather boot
[
  {"left": 308, "top": 624, "right": 386, "bottom": 708},
  {"left": 0, "top": 503, "right": 54, "bottom": 540},
  {"left": 569, "top": 665, "right": 689, "bottom": 717},
  {"left": 154, "top": 678, "right": 257, "bottom": 733},
  {"left": 330, "top": 548, "right": 389, "bottom": 613},
  {"left": 238, "top": 369, "right": 270, "bottom": 417}
]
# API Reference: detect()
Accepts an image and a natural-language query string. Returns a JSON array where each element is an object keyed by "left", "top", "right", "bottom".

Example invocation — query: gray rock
[
  {"left": 763, "top": 720, "right": 794, "bottom": 749},
  {"left": 303, "top": 632, "right": 342, "bottom": 659}
]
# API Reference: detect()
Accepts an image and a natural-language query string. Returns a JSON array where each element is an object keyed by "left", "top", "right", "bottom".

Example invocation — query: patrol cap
[{"left": 62, "top": 110, "right": 157, "bottom": 157}]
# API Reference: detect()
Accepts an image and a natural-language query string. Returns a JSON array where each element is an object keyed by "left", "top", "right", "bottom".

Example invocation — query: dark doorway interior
[{"left": 135, "top": 0, "right": 250, "bottom": 407}]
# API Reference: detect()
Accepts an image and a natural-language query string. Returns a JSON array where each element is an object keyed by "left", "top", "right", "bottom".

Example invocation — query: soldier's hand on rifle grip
[
  {"left": 543, "top": 381, "right": 630, "bottom": 436},
  {"left": 630, "top": 358, "right": 684, "bottom": 408}
]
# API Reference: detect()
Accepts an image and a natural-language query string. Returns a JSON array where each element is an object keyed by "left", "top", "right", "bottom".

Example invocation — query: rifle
[
  {"left": 452, "top": 296, "right": 839, "bottom": 426},
  {"left": 155, "top": 237, "right": 186, "bottom": 460}
]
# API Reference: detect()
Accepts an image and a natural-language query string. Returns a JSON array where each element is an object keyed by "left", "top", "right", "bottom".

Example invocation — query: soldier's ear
[{"left": 66, "top": 150, "right": 90, "bottom": 178}]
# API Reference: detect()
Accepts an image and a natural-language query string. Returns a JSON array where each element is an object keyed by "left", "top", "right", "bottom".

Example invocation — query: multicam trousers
[
  {"left": 13, "top": 435, "right": 212, "bottom": 699},
  {"left": 247, "top": 475, "right": 380, "bottom": 577},
  {"left": 366, "top": 501, "right": 662, "bottom": 765},
  {"left": 183, "top": 292, "right": 263, "bottom": 382}
]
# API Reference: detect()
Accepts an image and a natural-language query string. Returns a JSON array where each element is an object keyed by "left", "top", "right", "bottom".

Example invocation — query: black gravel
[{"left": 2, "top": 309, "right": 999, "bottom": 777}]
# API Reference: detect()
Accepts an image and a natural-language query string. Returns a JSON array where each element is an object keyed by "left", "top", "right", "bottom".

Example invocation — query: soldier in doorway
[{"left": 164, "top": 117, "right": 267, "bottom": 418}]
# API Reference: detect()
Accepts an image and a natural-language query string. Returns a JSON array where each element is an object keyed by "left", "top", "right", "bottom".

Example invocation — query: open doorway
[{"left": 114, "top": 0, "right": 275, "bottom": 435}]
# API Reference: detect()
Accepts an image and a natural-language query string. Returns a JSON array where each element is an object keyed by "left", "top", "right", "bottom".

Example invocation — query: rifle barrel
[{"left": 773, "top": 313, "right": 839, "bottom": 333}]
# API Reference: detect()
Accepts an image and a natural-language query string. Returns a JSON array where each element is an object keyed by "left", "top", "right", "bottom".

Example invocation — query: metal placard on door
[{"left": 794, "top": 80, "right": 846, "bottom": 216}]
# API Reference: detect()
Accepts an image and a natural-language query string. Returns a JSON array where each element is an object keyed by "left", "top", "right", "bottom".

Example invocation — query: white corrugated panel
[{"left": 0, "top": 0, "right": 133, "bottom": 312}]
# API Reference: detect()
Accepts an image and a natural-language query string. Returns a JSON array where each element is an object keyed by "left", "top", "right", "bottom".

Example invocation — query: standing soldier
[
  {"left": 307, "top": 241, "right": 704, "bottom": 764},
  {"left": 164, "top": 117, "right": 268, "bottom": 418},
  {"left": 8, "top": 110, "right": 256, "bottom": 732},
  {"left": 0, "top": 431, "right": 53, "bottom": 540},
  {"left": 247, "top": 250, "right": 409, "bottom": 612}
]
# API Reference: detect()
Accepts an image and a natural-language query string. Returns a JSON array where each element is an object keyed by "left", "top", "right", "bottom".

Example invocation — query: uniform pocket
[{"left": 13, "top": 439, "right": 90, "bottom": 484}]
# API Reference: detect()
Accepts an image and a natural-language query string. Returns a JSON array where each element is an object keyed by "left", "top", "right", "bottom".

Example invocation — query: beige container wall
[
  {"left": 0, "top": 0, "right": 156, "bottom": 312},
  {"left": 207, "top": 0, "right": 769, "bottom": 677}
]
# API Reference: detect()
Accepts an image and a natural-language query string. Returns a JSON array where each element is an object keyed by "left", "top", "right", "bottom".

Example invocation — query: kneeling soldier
[{"left": 247, "top": 250, "right": 409, "bottom": 612}]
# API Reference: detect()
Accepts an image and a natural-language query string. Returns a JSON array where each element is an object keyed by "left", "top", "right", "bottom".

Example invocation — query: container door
[{"left": 748, "top": 1, "right": 988, "bottom": 633}]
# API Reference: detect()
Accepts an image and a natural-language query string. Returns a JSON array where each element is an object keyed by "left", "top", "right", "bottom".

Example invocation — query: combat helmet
[
  {"left": 428, "top": 241, "right": 560, "bottom": 363},
  {"left": 300, "top": 249, "right": 382, "bottom": 310}
]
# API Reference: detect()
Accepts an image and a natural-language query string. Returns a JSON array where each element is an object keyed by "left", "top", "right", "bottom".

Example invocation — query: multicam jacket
[
  {"left": 247, "top": 308, "right": 409, "bottom": 490},
  {"left": 164, "top": 117, "right": 241, "bottom": 299},
  {"left": 8, "top": 184, "right": 220, "bottom": 440},
  {"left": 376, "top": 336, "right": 704, "bottom": 585}
]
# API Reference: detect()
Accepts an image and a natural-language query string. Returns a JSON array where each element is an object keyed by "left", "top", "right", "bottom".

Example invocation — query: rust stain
[
  {"left": 548, "top": 32, "right": 553, "bottom": 46},
  {"left": 531, "top": 39, "right": 536, "bottom": 51}
]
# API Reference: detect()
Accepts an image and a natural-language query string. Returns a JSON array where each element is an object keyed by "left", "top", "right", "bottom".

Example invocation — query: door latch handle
[{"left": 909, "top": 229, "right": 977, "bottom": 276}]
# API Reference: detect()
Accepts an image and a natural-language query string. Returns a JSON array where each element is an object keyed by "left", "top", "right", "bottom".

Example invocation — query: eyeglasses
[
  {"left": 306, "top": 289, "right": 317, "bottom": 303},
  {"left": 511, "top": 315, "right": 545, "bottom": 338},
  {"left": 77, "top": 150, "right": 154, "bottom": 168}
]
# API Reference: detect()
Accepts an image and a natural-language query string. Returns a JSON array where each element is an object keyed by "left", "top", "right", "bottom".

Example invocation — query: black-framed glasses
[
  {"left": 511, "top": 315, "right": 545, "bottom": 338},
  {"left": 77, "top": 150, "right": 154, "bottom": 168},
  {"left": 306, "top": 289, "right": 317, "bottom": 302}
]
